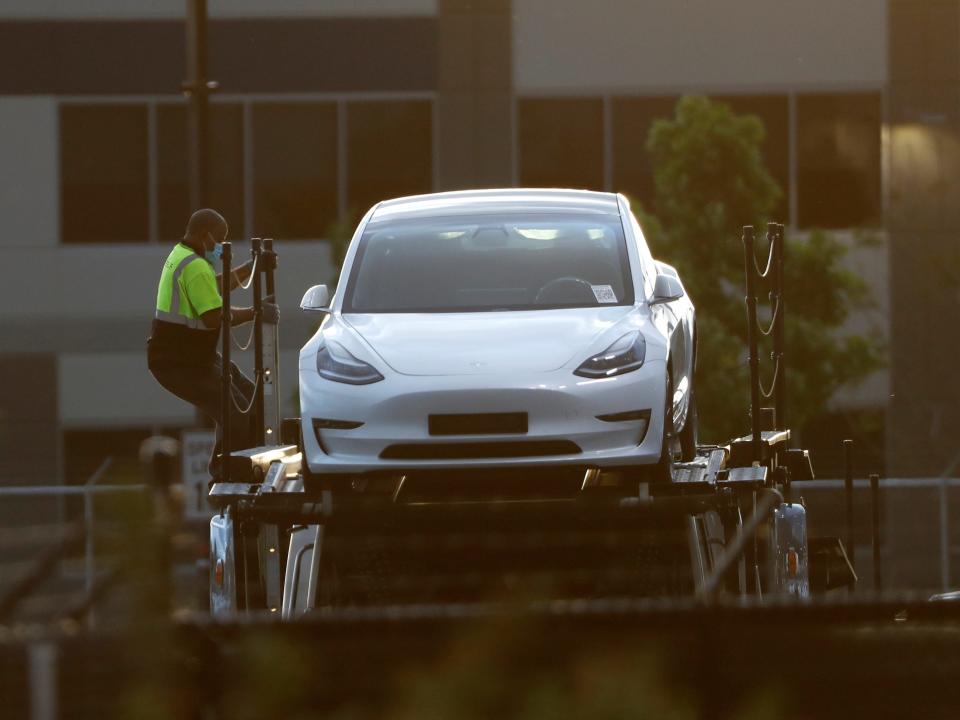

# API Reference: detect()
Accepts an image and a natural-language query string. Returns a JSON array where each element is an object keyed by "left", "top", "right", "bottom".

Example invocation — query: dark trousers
[{"left": 149, "top": 355, "right": 256, "bottom": 479}]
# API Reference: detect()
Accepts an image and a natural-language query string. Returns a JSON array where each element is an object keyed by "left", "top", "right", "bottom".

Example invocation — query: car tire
[
  {"left": 678, "top": 385, "right": 698, "bottom": 462},
  {"left": 647, "top": 371, "right": 674, "bottom": 483}
]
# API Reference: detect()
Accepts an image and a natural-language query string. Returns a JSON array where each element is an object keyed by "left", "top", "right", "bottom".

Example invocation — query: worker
[{"left": 147, "top": 209, "right": 279, "bottom": 482}]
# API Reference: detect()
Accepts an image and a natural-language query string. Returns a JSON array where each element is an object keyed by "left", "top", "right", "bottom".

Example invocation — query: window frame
[
  {"left": 57, "top": 92, "right": 437, "bottom": 244},
  {"left": 342, "top": 211, "right": 636, "bottom": 314}
]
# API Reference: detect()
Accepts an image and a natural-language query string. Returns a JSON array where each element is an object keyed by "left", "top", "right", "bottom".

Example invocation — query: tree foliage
[{"left": 641, "top": 96, "right": 882, "bottom": 441}]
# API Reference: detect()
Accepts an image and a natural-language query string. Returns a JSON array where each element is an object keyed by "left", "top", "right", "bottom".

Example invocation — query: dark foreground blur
[
  {"left": 3, "top": 599, "right": 960, "bottom": 720},
  {"left": 2, "top": 474, "right": 960, "bottom": 720}
]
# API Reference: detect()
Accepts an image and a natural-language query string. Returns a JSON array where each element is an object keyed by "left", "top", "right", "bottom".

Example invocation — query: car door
[
  {"left": 628, "top": 212, "right": 690, "bottom": 420},
  {"left": 656, "top": 264, "right": 695, "bottom": 429},
  {"left": 672, "top": 293, "right": 695, "bottom": 428}
]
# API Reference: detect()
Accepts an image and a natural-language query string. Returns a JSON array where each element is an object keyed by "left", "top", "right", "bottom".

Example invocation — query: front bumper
[{"left": 299, "top": 360, "right": 667, "bottom": 475}]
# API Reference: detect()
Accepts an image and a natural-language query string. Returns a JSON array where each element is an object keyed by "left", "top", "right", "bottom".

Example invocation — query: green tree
[{"left": 642, "top": 95, "right": 881, "bottom": 442}]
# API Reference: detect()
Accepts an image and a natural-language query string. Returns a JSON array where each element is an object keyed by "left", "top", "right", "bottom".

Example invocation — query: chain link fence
[{"left": 3, "top": 473, "right": 960, "bottom": 718}]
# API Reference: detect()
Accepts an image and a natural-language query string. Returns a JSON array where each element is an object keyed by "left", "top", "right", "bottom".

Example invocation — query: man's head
[{"left": 184, "top": 208, "right": 228, "bottom": 252}]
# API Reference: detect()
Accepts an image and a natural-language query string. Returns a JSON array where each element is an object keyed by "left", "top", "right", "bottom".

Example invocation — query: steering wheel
[{"left": 533, "top": 276, "right": 597, "bottom": 305}]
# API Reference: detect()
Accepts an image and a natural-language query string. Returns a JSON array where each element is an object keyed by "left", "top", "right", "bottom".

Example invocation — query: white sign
[
  {"left": 181, "top": 429, "right": 216, "bottom": 520},
  {"left": 591, "top": 285, "right": 617, "bottom": 304}
]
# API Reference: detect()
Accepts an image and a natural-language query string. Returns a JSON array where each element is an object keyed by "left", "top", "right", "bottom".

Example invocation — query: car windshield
[{"left": 343, "top": 213, "right": 634, "bottom": 313}]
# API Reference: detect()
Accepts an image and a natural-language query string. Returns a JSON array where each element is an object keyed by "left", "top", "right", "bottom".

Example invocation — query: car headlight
[
  {"left": 574, "top": 331, "right": 646, "bottom": 378},
  {"left": 316, "top": 340, "right": 384, "bottom": 384}
]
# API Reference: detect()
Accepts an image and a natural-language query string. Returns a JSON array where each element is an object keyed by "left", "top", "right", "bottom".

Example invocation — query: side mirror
[
  {"left": 650, "top": 274, "right": 684, "bottom": 305},
  {"left": 300, "top": 284, "right": 331, "bottom": 313}
]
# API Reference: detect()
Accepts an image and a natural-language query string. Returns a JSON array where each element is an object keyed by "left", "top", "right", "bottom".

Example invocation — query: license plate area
[{"left": 428, "top": 412, "right": 528, "bottom": 436}]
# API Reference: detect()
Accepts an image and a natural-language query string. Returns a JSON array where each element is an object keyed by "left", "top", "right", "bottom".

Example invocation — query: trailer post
[
  {"left": 742, "top": 226, "right": 762, "bottom": 462},
  {"left": 870, "top": 473, "right": 882, "bottom": 592},
  {"left": 221, "top": 241, "right": 232, "bottom": 484},
  {"left": 263, "top": 238, "right": 280, "bottom": 441},
  {"left": 771, "top": 223, "right": 787, "bottom": 432},
  {"left": 263, "top": 238, "right": 276, "bottom": 296},
  {"left": 251, "top": 238, "right": 265, "bottom": 446},
  {"left": 843, "top": 439, "right": 855, "bottom": 588},
  {"left": 701, "top": 489, "right": 782, "bottom": 600}
]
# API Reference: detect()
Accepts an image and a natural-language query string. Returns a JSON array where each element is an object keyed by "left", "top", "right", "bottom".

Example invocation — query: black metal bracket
[{"left": 220, "top": 241, "right": 232, "bottom": 484}]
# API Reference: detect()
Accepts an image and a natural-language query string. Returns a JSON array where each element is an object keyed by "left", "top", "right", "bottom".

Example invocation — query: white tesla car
[{"left": 298, "top": 189, "right": 696, "bottom": 493}]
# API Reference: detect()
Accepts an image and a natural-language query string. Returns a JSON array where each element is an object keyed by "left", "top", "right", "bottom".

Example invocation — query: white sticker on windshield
[{"left": 592, "top": 285, "right": 617, "bottom": 304}]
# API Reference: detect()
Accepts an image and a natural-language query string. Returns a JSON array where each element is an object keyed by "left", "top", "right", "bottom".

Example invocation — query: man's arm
[
  {"left": 200, "top": 306, "right": 255, "bottom": 330},
  {"left": 215, "top": 260, "right": 255, "bottom": 291}
]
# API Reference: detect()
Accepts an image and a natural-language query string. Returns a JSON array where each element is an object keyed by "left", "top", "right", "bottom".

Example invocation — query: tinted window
[
  {"left": 712, "top": 94, "right": 790, "bottom": 221},
  {"left": 611, "top": 95, "right": 678, "bottom": 209},
  {"left": 797, "top": 92, "right": 881, "bottom": 228},
  {"left": 157, "top": 103, "right": 245, "bottom": 241},
  {"left": 519, "top": 98, "right": 604, "bottom": 190},
  {"left": 253, "top": 102, "right": 338, "bottom": 239},
  {"left": 60, "top": 104, "right": 148, "bottom": 243},
  {"left": 345, "top": 214, "right": 634, "bottom": 313},
  {"left": 347, "top": 100, "right": 432, "bottom": 215}
]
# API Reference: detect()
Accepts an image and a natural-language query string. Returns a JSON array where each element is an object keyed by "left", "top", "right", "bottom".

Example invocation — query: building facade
[{"left": 0, "top": 1, "right": 895, "bottom": 490}]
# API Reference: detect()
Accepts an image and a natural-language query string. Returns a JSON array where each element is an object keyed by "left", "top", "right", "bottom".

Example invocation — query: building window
[
  {"left": 156, "top": 103, "right": 245, "bottom": 241},
  {"left": 253, "top": 103, "right": 338, "bottom": 239},
  {"left": 611, "top": 96, "right": 679, "bottom": 210},
  {"left": 60, "top": 105, "right": 149, "bottom": 243},
  {"left": 611, "top": 95, "right": 789, "bottom": 219},
  {"left": 797, "top": 92, "right": 882, "bottom": 229},
  {"left": 60, "top": 96, "right": 434, "bottom": 244},
  {"left": 346, "top": 100, "right": 433, "bottom": 216},
  {"left": 712, "top": 94, "right": 790, "bottom": 222},
  {"left": 519, "top": 98, "right": 604, "bottom": 191}
]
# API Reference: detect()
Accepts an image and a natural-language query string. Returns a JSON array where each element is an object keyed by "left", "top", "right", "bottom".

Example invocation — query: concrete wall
[
  {"left": 514, "top": 0, "right": 886, "bottom": 92},
  {"left": 885, "top": 0, "right": 960, "bottom": 589},
  {"left": 887, "top": 0, "right": 960, "bottom": 478},
  {"left": 0, "top": 97, "right": 58, "bottom": 247},
  {"left": 0, "top": 242, "right": 333, "bottom": 322},
  {"left": 58, "top": 349, "right": 303, "bottom": 428},
  {"left": 0, "top": 238, "right": 333, "bottom": 428}
]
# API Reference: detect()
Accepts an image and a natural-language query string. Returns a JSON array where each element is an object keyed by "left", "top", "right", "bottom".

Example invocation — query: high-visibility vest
[{"left": 154, "top": 243, "right": 222, "bottom": 328}]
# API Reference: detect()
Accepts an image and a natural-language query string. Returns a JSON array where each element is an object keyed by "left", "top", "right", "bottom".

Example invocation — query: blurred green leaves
[{"left": 641, "top": 96, "right": 883, "bottom": 441}]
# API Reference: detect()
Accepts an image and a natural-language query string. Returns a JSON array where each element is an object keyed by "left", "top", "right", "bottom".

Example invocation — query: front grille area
[{"left": 379, "top": 440, "right": 582, "bottom": 460}]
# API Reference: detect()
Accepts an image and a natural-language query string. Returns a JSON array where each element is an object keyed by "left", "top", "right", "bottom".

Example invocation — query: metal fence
[
  {"left": 0, "top": 459, "right": 148, "bottom": 627},
  {"left": 2, "top": 472, "right": 960, "bottom": 718},
  {"left": 5, "top": 598, "right": 960, "bottom": 720},
  {"left": 3, "top": 474, "right": 960, "bottom": 619},
  {"left": 795, "top": 477, "right": 960, "bottom": 593}
]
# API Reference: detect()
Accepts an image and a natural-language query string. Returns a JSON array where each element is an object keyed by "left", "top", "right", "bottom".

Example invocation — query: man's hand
[
  {"left": 262, "top": 248, "right": 278, "bottom": 271},
  {"left": 262, "top": 295, "right": 280, "bottom": 325}
]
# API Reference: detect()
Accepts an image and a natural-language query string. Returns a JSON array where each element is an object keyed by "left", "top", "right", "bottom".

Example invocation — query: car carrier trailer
[{"left": 207, "top": 224, "right": 854, "bottom": 618}]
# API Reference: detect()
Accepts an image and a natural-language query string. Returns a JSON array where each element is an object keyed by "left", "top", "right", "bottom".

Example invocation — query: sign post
[{"left": 181, "top": 429, "right": 216, "bottom": 521}]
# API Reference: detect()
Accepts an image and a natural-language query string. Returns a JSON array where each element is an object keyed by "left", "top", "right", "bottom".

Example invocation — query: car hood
[{"left": 343, "top": 307, "right": 637, "bottom": 376}]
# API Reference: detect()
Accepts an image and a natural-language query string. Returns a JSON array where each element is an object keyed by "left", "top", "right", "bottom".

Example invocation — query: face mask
[{"left": 204, "top": 242, "right": 223, "bottom": 265}]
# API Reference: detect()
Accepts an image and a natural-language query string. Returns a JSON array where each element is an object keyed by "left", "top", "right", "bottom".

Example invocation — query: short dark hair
[{"left": 184, "top": 208, "right": 228, "bottom": 241}]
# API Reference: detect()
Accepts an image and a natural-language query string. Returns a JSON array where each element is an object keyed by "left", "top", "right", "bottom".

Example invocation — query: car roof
[{"left": 369, "top": 188, "right": 622, "bottom": 223}]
